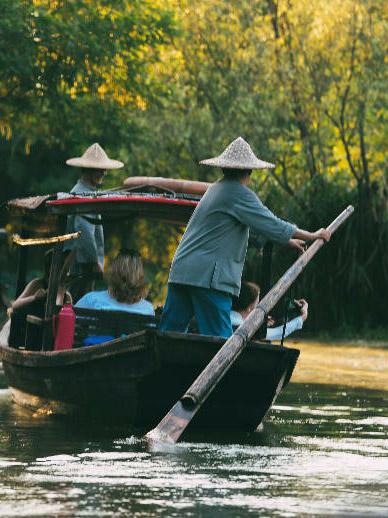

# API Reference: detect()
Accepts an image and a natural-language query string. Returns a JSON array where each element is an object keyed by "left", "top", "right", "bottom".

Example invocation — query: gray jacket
[
  {"left": 169, "top": 180, "right": 296, "bottom": 296},
  {"left": 65, "top": 179, "right": 104, "bottom": 270}
]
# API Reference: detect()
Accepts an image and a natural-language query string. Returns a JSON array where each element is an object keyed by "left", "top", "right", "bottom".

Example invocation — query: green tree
[
  {"left": 1, "top": 0, "right": 387, "bottom": 333},
  {"left": 134, "top": 0, "right": 388, "bottom": 332},
  {"left": 0, "top": 0, "right": 176, "bottom": 199}
]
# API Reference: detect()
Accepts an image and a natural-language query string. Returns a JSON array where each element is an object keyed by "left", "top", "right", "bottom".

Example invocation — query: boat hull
[{"left": 0, "top": 330, "right": 299, "bottom": 432}]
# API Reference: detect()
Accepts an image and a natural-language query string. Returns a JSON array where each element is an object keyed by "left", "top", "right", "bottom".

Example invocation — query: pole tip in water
[{"left": 144, "top": 428, "right": 176, "bottom": 445}]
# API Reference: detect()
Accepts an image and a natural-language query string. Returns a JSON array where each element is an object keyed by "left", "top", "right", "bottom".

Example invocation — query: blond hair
[{"left": 105, "top": 251, "right": 148, "bottom": 304}]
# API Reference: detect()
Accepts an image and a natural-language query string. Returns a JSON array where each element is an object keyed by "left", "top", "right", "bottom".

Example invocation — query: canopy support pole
[
  {"left": 42, "top": 218, "right": 67, "bottom": 350},
  {"left": 15, "top": 230, "right": 29, "bottom": 298}
]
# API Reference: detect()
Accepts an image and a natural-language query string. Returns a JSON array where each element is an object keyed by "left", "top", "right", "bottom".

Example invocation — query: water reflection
[{"left": 0, "top": 342, "right": 387, "bottom": 516}]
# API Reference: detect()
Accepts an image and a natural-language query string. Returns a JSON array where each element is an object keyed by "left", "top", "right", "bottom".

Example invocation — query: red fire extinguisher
[{"left": 53, "top": 303, "right": 75, "bottom": 351}]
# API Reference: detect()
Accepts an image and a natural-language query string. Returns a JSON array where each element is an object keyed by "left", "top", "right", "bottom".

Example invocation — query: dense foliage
[{"left": 0, "top": 0, "right": 387, "bottom": 335}]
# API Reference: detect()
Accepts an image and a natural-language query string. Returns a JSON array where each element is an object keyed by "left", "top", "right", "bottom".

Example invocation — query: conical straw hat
[
  {"left": 66, "top": 143, "right": 124, "bottom": 170},
  {"left": 199, "top": 137, "right": 275, "bottom": 170}
]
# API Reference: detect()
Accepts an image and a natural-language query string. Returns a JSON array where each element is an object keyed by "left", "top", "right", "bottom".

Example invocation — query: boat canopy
[{"left": 7, "top": 177, "right": 208, "bottom": 235}]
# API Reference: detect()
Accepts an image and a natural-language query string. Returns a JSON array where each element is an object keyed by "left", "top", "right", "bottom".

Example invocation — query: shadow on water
[{"left": 0, "top": 344, "right": 387, "bottom": 517}]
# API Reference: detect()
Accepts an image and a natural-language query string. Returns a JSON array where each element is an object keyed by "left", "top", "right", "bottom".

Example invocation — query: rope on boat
[{"left": 12, "top": 231, "right": 81, "bottom": 246}]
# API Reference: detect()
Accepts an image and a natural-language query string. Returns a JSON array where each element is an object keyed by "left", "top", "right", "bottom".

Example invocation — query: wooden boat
[
  {"left": 0, "top": 330, "right": 299, "bottom": 429},
  {"left": 0, "top": 177, "right": 300, "bottom": 434}
]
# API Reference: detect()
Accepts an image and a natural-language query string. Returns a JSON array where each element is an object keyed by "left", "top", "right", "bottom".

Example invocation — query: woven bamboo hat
[
  {"left": 66, "top": 143, "right": 124, "bottom": 170},
  {"left": 199, "top": 137, "right": 275, "bottom": 170}
]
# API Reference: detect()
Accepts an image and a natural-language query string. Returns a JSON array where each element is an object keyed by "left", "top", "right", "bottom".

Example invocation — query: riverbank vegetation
[{"left": 0, "top": 0, "right": 387, "bottom": 335}]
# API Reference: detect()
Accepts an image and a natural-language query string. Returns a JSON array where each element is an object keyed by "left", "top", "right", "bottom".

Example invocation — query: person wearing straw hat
[
  {"left": 65, "top": 143, "right": 124, "bottom": 301},
  {"left": 160, "top": 137, "right": 331, "bottom": 338}
]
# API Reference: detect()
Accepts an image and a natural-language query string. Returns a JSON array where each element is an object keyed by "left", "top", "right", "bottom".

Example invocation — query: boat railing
[{"left": 73, "top": 308, "right": 158, "bottom": 348}]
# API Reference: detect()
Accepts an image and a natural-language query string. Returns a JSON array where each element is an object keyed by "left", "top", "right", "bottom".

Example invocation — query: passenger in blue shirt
[
  {"left": 76, "top": 249, "right": 154, "bottom": 316},
  {"left": 231, "top": 281, "right": 308, "bottom": 341}
]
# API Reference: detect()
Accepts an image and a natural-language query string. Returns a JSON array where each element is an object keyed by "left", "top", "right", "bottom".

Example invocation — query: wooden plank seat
[{"left": 73, "top": 307, "right": 158, "bottom": 347}]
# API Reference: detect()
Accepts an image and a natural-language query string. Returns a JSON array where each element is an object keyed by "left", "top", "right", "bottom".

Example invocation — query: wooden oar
[{"left": 146, "top": 205, "right": 354, "bottom": 443}]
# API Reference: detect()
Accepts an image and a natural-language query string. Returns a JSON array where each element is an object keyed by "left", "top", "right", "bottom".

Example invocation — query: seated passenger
[
  {"left": 76, "top": 249, "right": 154, "bottom": 316},
  {"left": 231, "top": 281, "right": 308, "bottom": 341},
  {"left": 8, "top": 249, "right": 53, "bottom": 347},
  {"left": 10, "top": 249, "right": 53, "bottom": 314}
]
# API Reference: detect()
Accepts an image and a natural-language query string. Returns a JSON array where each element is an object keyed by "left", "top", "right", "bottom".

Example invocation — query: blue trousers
[{"left": 159, "top": 283, "right": 233, "bottom": 338}]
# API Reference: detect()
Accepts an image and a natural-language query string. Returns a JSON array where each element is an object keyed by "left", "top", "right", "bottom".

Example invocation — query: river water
[{"left": 0, "top": 340, "right": 387, "bottom": 517}]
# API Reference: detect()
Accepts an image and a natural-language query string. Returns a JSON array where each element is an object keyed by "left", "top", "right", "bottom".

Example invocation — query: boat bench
[{"left": 74, "top": 307, "right": 158, "bottom": 347}]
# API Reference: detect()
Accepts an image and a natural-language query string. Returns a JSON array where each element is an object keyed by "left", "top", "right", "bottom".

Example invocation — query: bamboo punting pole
[{"left": 145, "top": 205, "right": 354, "bottom": 444}]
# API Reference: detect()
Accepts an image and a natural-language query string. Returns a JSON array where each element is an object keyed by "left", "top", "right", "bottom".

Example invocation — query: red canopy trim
[{"left": 47, "top": 195, "right": 199, "bottom": 207}]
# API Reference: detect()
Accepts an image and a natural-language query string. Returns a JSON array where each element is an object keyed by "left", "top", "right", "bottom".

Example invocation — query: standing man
[
  {"left": 160, "top": 137, "right": 331, "bottom": 338},
  {"left": 65, "top": 143, "right": 124, "bottom": 301}
]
